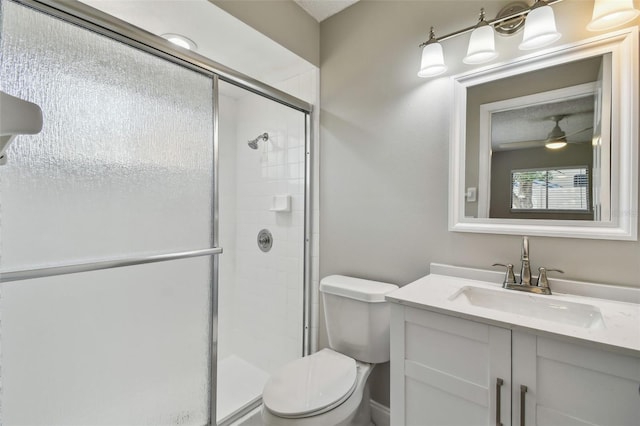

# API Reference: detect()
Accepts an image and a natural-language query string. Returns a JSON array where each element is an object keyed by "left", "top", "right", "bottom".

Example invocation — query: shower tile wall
[
  {"left": 231, "top": 91, "right": 306, "bottom": 374},
  {"left": 217, "top": 68, "right": 317, "bottom": 396}
]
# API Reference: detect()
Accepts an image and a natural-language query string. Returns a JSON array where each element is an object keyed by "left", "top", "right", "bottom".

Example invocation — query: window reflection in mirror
[
  {"left": 464, "top": 54, "right": 611, "bottom": 221},
  {"left": 510, "top": 166, "right": 591, "bottom": 217}
]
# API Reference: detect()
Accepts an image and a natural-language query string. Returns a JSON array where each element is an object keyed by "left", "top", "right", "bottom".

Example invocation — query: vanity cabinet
[
  {"left": 512, "top": 333, "right": 640, "bottom": 426},
  {"left": 390, "top": 304, "right": 640, "bottom": 426}
]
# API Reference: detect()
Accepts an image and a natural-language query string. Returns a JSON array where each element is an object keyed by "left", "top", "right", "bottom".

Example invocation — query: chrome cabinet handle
[
  {"left": 496, "top": 378, "right": 504, "bottom": 426},
  {"left": 520, "top": 385, "right": 528, "bottom": 426}
]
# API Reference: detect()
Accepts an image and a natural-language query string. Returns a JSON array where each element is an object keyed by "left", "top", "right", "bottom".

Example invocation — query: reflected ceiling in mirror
[{"left": 491, "top": 96, "right": 595, "bottom": 152}]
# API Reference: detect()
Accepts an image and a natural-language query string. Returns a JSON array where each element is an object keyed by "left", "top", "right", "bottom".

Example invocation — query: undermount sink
[{"left": 449, "top": 286, "right": 605, "bottom": 329}]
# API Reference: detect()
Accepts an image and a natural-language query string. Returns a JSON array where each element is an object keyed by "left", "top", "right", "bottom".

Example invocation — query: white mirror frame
[{"left": 449, "top": 28, "right": 638, "bottom": 240}]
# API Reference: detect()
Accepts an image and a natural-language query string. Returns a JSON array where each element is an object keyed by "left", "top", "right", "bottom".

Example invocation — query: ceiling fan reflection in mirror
[{"left": 498, "top": 114, "right": 593, "bottom": 151}]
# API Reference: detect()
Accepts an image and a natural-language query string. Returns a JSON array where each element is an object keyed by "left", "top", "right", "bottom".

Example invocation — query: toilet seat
[{"left": 263, "top": 349, "right": 357, "bottom": 419}]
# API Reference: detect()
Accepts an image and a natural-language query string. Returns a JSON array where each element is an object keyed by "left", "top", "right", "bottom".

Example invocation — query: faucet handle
[
  {"left": 537, "top": 267, "right": 564, "bottom": 290},
  {"left": 493, "top": 263, "right": 517, "bottom": 287}
]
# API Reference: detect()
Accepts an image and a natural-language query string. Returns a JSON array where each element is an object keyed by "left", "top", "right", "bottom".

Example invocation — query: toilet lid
[{"left": 263, "top": 348, "right": 357, "bottom": 418}]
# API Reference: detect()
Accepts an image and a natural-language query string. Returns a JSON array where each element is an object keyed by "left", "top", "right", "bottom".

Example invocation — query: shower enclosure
[
  {"left": 0, "top": 1, "right": 313, "bottom": 425},
  {"left": 216, "top": 80, "right": 310, "bottom": 424}
]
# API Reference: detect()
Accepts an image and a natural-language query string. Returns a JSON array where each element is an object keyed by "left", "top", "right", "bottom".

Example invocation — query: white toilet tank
[{"left": 320, "top": 275, "right": 399, "bottom": 364}]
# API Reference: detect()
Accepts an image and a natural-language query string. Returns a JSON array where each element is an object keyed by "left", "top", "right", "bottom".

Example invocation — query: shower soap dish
[{"left": 270, "top": 194, "right": 291, "bottom": 212}]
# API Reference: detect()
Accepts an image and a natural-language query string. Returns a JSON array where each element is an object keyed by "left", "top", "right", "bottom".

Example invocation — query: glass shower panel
[
  {"left": 217, "top": 80, "right": 306, "bottom": 423},
  {"left": 0, "top": 257, "right": 211, "bottom": 425},
  {"left": 0, "top": 0, "right": 214, "bottom": 270}
]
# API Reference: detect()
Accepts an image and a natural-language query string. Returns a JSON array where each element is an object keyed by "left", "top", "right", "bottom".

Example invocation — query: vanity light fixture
[
  {"left": 587, "top": 0, "right": 640, "bottom": 31},
  {"left": 418, "top": 0, "right": 638, "bottom": 78},
  {"left": 418, "top": 0, "right": 563, "bottom": 78}
]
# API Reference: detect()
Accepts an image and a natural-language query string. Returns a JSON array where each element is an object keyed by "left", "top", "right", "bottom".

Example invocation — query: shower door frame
[{"left": 0, "top": 1, "right": 315, "bottom": 425}]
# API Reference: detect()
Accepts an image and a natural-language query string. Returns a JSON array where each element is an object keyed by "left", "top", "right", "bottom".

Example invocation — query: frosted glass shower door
[{"left": 0, "top": 1, "right": 216, "bottom": 425}]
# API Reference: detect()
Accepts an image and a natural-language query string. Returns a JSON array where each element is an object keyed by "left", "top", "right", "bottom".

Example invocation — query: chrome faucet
[{"left": 493, "top": 236, "right": 563, "bottom": 295}]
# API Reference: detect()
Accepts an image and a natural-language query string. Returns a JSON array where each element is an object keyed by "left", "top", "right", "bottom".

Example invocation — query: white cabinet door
[
  {"left": 391, "top": 305, "right": 511, "bottom": 426},
  {"left": 513, "top": 332, "right": 640, "bottom": 426}
]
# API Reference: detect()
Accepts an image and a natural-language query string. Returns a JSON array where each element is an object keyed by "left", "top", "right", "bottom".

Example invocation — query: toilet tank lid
[{"left": 320, "top": 275, "right": 399, "bottom": 303}]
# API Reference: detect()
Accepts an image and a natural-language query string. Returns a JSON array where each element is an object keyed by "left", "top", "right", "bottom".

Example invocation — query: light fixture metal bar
[{"left": 419, "top": 0, "right": 563, "bottom": 47}]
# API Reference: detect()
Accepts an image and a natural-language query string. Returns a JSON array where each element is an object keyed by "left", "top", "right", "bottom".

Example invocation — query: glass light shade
[
  {"left": 545, "top": 141, "right": 568, "bottom": 149},
  {"left": 519, "top": 5, "right": 562, "bottom": 50},
  {"left": 463, "top": 25, "right": 499, "bottom": 64},
  {"left": 418, "top": 42, "right": 447, "bottom": 78},
  {"left": 587, "top": 0, "right": 640, "bottom": 31}
]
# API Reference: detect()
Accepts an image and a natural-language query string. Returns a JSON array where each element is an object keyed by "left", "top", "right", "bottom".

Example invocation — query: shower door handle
[{"left": 0, "top": 247, "right": 223, "bottom": 283}]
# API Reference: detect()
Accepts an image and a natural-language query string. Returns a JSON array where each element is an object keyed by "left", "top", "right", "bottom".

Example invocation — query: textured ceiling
[
  {"left": 492, "top": 96, "right": 595, "bottom": 151},
  {"left": 294, "top": 0, "right": 359, "bottom": 22}
]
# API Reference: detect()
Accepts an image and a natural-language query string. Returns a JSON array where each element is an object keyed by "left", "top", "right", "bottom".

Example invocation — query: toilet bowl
[
  {"left": 261, "top": 275, "right": 398, "bottom": 426},
  {"left": 261, "top": 349, "right": 374, "bottom": 426}
]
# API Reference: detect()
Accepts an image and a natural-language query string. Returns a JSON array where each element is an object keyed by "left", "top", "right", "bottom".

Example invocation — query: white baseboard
[{"left": 370, "top": 399, "right": 390, "bottom": 426}]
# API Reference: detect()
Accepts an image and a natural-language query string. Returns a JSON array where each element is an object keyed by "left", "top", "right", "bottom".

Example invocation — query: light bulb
[{"left": 545, "top": 141, "right": 568, "bottom": 149}]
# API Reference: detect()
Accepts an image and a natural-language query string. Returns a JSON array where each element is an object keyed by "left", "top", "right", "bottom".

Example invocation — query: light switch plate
[{"left": 466, "top": 187, "right": 477, "bottom": 202}]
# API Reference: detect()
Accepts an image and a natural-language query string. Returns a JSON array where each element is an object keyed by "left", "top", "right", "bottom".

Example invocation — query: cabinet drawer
[{"left": 405, "top": 308, "right": 491, "bottom": 386}]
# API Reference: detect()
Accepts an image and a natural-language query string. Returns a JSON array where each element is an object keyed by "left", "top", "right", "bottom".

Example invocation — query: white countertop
[{"left": 387, "top": 272, "right": 640, "bottom": 357}]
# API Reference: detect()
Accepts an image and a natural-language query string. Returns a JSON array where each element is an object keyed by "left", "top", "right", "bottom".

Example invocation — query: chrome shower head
[{"left": 248, "top": 132, "right": 269, "bottom": 149}]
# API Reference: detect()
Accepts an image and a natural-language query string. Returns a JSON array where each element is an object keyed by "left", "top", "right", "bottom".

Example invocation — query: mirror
[
  {"left": 471, "top": 56, "right": 606, "bottom": 221},
  {"left": 449, "top": 29, "right": 638, "bottom": 240}
]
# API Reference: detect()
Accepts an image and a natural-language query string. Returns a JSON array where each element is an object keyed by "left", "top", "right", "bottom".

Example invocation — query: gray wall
[
  {"left": 209, "top": 0, "right": 320, "bottom": 66},
  {"left": 319, "top": 0, "right": 640, "bottom": 406}
]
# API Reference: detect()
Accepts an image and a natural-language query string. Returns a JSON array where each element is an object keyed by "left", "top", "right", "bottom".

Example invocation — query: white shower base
[{"left": 217, "top": 355, "right": 270, "bottom": 423}]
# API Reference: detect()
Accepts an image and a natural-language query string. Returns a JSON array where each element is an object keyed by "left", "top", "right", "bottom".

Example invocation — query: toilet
[{"left": 261, "top": 275, "right": 399, "bottom": 425}]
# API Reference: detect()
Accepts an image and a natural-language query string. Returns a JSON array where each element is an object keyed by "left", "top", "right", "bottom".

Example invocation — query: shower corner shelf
[{"left": 269, "top": 194, "right": 291, "bottom": 212}]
